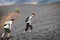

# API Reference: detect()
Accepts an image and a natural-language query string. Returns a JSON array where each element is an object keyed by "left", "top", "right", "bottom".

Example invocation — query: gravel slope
[{"left": 0, "top": 2, "right": 60, "bottom": 40}]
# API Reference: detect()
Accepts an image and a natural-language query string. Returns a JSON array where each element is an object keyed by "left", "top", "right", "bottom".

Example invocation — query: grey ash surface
[{"left": 0, "top": 2, "right": 60, "bottom": 40}]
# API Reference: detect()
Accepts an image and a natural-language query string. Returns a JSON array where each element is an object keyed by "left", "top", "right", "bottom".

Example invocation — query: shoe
[
  {"left": 7, "top": 37, "right": 9, "bottom": 40},
  {"left": 29, "top": 30, "right": 31, "bottom": 32},
  {"left": 23, "top": 30, "right": 25, "bottom": 33},
  {"left": 1, "top": 38, "right": 3, "bottom": 40}
]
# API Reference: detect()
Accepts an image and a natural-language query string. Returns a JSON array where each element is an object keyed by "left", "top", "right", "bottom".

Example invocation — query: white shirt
[
  {"left": 4, "top": 21, "right": 13, "bottom": 29},
  {"left": 27, "top": 15, "right": 33, "bottom": 25}
]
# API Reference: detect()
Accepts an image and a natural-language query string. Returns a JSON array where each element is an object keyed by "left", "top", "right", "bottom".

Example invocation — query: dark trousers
[{"left": 25, "top": 23, "right": 33, "bottom": 31}]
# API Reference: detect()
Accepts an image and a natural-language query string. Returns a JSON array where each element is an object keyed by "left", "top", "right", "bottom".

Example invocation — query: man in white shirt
[
  {"left": 24, "top": 13, "right": 35, "bottom": 33},
  {"left": 1, "top": 19, "right": 14, "bottom": 40}
]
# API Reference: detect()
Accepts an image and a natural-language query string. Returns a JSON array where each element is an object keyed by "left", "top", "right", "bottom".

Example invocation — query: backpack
[
  {"left": 25, "top": 16, "right": 29, "bottom": 22},
  {"left": 4, "top": 24, "right": 7, "bottom": 26},
  {"left": 4, "top": 23, "right": 10, "bottom": 27}
]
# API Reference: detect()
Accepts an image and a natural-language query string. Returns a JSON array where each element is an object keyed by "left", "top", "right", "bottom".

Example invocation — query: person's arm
[
  {"left": 29, "top": 16, "right": 32, "bottom": 20},
  {"left": 10, "top": 24, "right": 12, "bottom": 30},
  {"left": 27, "top": 16, "right": 32, "bottom": 23},
  {"left": 29, "top": 16, "right": 32, "bottom": 25},
  {"left": 10, "top": 22, "right": 13, "bottom": 30}
]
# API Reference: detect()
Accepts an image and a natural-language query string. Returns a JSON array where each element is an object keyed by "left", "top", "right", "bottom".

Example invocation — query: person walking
[
  {"left": 1, "top": 19, "right": 14, "bottom": 40},
  {"left": 24, "top": 13, "right": 35, "bottom": 33}
]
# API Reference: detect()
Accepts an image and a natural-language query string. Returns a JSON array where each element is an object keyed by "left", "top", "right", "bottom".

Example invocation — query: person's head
[
  {"left": 32, "top": 13, "right": 35, "bottom": 16},
  {"left": 11, "top": 19, "right": 14, "bottom": 21}
]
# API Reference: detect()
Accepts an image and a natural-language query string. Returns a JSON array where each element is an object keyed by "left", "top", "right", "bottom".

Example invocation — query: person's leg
[
  {"left": 7, "top": 29, "right": 11, "bottom": 39},
  {"left": 29, "top": 25, "right": 33, "bottom": 32},
  {"left": 6, "top": 33, "right": 11, "bottom": 40},
  {"left": 1, "top": 33, "right": 5, "bottom": 38},
  {"left": 1, "top": 28, "right": 6, "bottom": 40},
  {"left": 1, "top": 33, "right": 6, "bottom": 40},
  {"left": 24, "top": 23, "right": 29, "bottom": 32},
  {"left": 7, "top": 33, "right": 11, "bottom": 38}
]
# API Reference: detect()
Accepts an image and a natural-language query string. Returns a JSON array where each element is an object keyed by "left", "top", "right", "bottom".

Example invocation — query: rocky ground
[{"left": 0, "top": 2, "right": 60, "bottom": 40}]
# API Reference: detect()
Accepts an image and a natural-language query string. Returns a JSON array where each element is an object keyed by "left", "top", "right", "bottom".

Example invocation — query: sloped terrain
[{"left": 0, "top": 2, "right": 60, "bottom": 40}]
